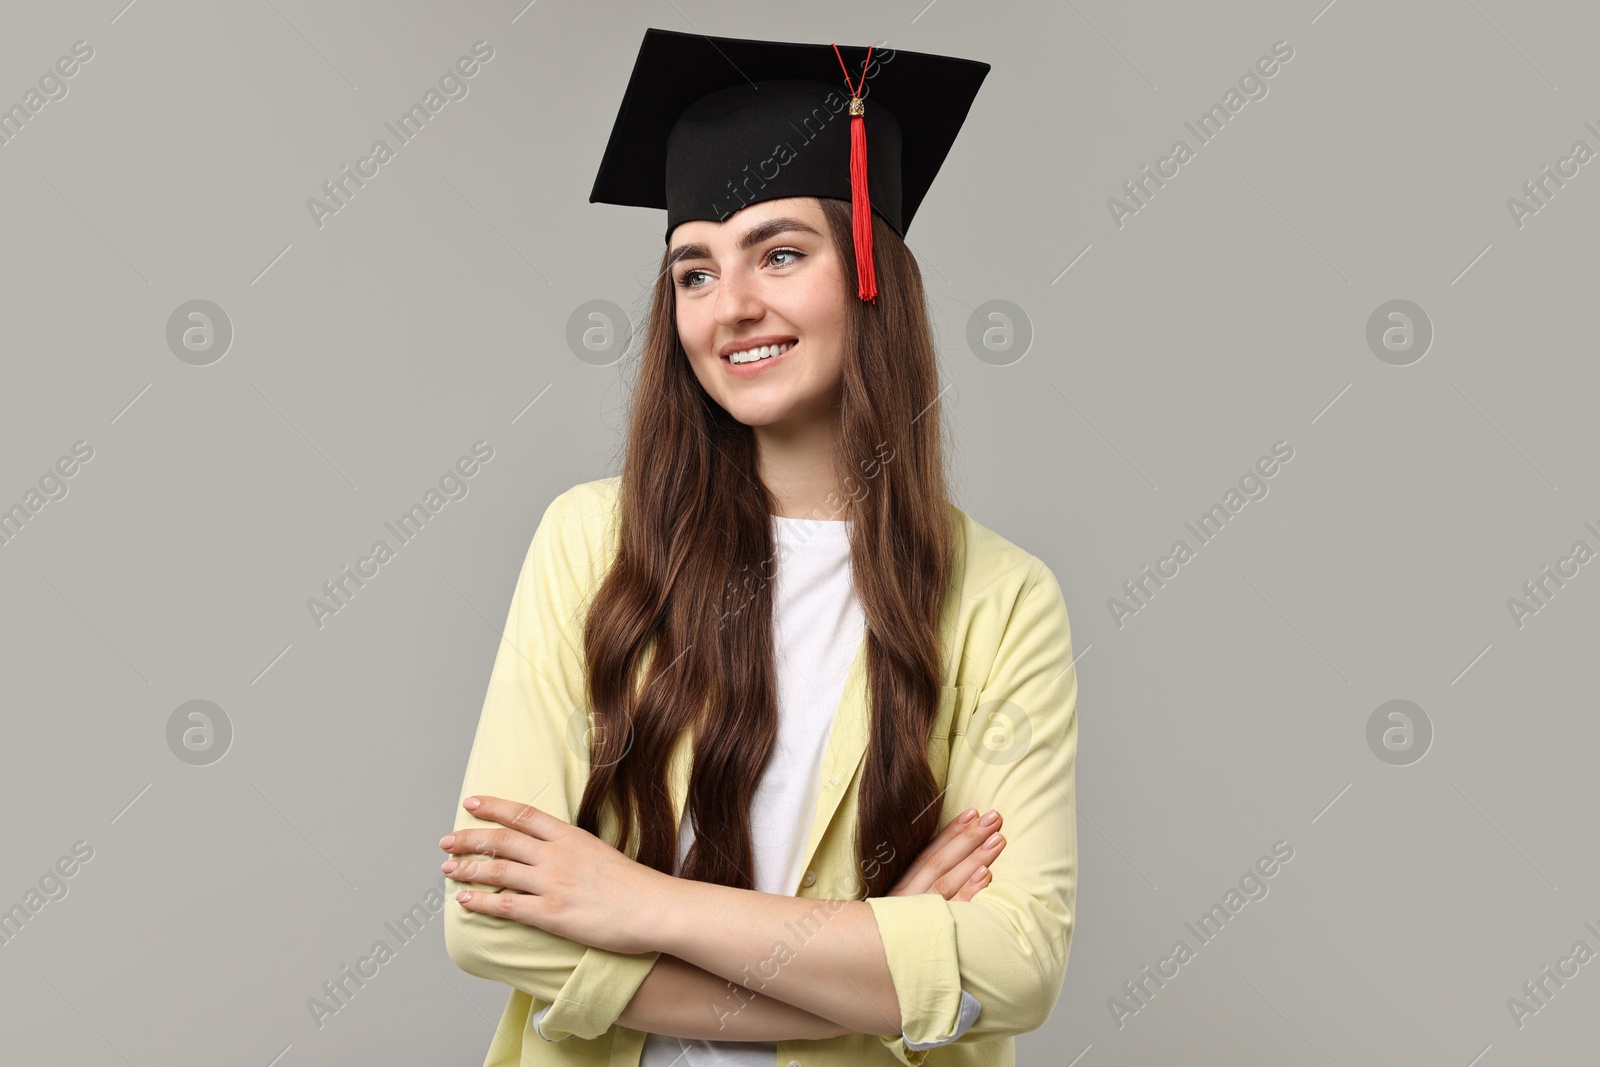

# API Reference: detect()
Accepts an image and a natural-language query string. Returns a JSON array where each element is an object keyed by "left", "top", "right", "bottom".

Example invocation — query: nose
[{"left": 712, "top": 267, "right": 764, "bottom": 328}]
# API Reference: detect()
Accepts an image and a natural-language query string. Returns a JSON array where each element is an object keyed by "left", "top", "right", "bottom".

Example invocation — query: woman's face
[{"left": 668, "top": 197, "right": 848, "bottom": 432}]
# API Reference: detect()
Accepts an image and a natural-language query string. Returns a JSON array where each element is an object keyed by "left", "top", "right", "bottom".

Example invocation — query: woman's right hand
[{"left": 884, "top": 808, "right": 1005, "bottom": 901}]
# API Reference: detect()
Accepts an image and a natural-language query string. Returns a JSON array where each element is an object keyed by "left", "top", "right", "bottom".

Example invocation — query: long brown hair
[{"left": 575, "top": 197, "right": 956, "bottom": 899}]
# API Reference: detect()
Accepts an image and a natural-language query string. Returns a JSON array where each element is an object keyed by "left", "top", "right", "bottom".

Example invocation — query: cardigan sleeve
[
  {"left": 443, "top": 487, "right": 659, "bottom": 1041},
  {"left": 864, "top": 559, "right": 1079, "bottom": 1065}
]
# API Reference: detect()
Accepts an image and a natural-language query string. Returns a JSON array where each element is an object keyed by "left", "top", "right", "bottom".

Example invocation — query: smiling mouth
[{"left": 723, "top": 341, "right": 795, "bottom": 365}]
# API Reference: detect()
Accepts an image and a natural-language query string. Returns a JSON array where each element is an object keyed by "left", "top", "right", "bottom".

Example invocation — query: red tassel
[
  {"left": 833, "top": 45, "right": 877, "bottom": 303},
  {"left": 847, "top": 107, "right": 875, "bottom": 302}
]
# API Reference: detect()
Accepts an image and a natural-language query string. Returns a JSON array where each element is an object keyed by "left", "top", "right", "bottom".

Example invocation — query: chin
[{"left": 721, "top": 402, "right": 797, "bottom": 428}]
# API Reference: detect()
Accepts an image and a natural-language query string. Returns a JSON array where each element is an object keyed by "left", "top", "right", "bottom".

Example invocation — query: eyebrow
[{"left": 667, "top": 217, "right": 823, "bottom": 267}]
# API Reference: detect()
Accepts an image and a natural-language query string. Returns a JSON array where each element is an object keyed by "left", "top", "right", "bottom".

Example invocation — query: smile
[
  {"left": 725, "top": 341, "right": 792, "bottom": 365},
  {"left": 719, "top": 337, "right": 798, "bottom": 378}
]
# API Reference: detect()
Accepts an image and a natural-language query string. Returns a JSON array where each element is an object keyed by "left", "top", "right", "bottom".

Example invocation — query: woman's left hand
[{"left": 440, "top": 795, "right": 668, "bottom": 956}]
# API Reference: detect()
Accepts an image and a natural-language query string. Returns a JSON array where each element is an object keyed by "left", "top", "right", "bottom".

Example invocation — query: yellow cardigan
[{"left": 445, "top": 477, "right": 1079, "bottom": 1066}]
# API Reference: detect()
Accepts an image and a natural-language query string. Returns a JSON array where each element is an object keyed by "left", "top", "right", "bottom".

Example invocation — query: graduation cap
[{"left": 590, "top": 28, "right": 990, "bottom": 303}]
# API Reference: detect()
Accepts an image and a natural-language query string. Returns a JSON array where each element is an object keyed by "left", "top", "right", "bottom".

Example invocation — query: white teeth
[{"left": 728, "top": 342, "right": 791, "bottom": 364}]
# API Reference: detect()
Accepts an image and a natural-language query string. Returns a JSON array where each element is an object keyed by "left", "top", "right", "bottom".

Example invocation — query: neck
[{"left": 754, "top": 415, "right": 850, "bottom": 521}]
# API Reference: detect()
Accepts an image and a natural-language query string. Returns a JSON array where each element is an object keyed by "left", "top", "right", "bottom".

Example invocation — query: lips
[
  {"left": 719, "top": 335, "right": 798, "bottom": 360},
  {"left": 725, "top": 341, "right": 792, "bottom": 364},
  {"left": 720, "top": 339, "right": 797, "bottom": 377}
]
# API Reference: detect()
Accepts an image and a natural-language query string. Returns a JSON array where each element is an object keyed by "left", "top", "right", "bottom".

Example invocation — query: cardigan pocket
[{"left": 927, "top": 683, "right": 980, "bottom": 785}]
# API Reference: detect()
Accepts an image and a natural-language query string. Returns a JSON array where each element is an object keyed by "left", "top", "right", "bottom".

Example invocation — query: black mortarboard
[{"left": 590, "top": 28, "right": 990, "bottom": 302}]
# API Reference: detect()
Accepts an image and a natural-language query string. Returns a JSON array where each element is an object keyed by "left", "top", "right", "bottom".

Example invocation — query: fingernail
[
  {"left": 439, "top": 834, "right": 455, "bottom": 848},
  {"left": 984, "top": 831, "right": 1002, "bottom": 848},
  {"left": 980, "top": 809, "right": 999, "bottom": 827},
  {"left": 970, "top": 865, "right": 987, "bottom": 883},
  {"left": 959, "top": 808, "right": 978, "bottom": 823},
  {"left": 464, "top": 797, "right": 481, "bottom": 810}
]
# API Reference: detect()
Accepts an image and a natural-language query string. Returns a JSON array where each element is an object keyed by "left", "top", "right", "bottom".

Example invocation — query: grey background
[{"left": 1, "top": 0, "right": 1595, "bottom": 1064}]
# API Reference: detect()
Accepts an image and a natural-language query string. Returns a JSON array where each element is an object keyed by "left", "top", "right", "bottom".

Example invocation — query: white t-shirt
[{"left": 639, "top": 513, "right": 863, "bottom": 1065}]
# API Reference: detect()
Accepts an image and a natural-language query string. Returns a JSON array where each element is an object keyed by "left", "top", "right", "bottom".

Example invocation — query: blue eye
[
  {"left": 677, "top": 269, "right": 710, "bottom": 289},
  {"left": 768, "top": 248, "right": 804, "bottom": 268}
]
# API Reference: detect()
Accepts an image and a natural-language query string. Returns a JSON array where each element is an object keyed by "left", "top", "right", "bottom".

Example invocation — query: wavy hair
[{"left": 575, "top": 197, "right": 956, "bottom": 899}]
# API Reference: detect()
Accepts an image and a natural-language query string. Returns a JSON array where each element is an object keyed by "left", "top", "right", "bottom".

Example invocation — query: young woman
[{"left": 441, "top": 29, "right": 1079, "bottom": 1067}]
